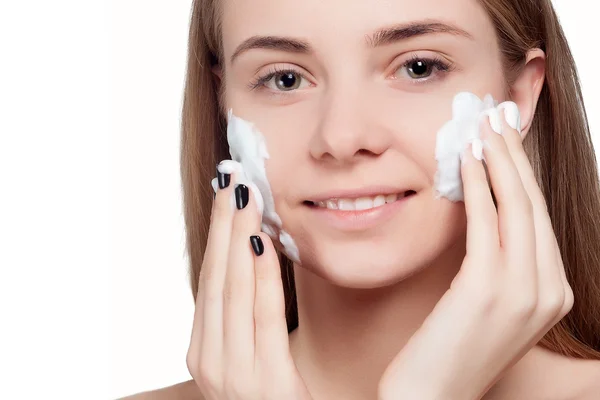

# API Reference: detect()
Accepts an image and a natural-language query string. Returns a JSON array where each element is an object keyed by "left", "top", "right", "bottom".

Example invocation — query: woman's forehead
[{"left": 220, "top": 0, "right": 492, "bottom": 59}]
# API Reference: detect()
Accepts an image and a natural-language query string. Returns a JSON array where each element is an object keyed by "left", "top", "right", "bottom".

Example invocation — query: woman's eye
[
  {"left": 393, "top": 57, "right": 452, "bottom": 82},
  {"left": 266, "top": 71, "right": 307, "bottom": 91},
  {"left": 406, "top": 60, "right": 433, "bottom": 79},
  {"left": 272, "top": 72, "right": 299, "bottom": 91},
  {"left": 249, "top": 67, "right": 311, "bottom": 92}
]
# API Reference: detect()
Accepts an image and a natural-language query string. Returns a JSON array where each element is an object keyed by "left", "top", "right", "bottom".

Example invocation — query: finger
[
  {"left": 251, "top": 233, "right": 293, "bottom": 372},
  {"left": 223, "top": 183, "right": 262, "bottom": 369},
  {"left": 480, "top": 112, "right": 537, "bottom": 285},
  {"left": 553, "top": 247, "right": 574, "bottom": 323},
  {"left": 497, "top": 104, "right": 566, "bottom": 319},
  {"left": 497, "top": 102, "right": 552, "bottom": 242},
  {"left": 460, "top": 139, "right": 499, "bottom": 257},
  {"left": 190, "top": 166, "right": 237, "bottom": 374}
]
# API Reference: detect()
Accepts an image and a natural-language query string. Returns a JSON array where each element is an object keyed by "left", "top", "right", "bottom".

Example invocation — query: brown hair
[{"left": 180, "top": 0, "right": 600, "bottom": 358}]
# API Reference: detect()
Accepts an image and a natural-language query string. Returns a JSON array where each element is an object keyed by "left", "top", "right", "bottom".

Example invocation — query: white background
[{"left": 0, "top": 1, "right": 596, "bottom": 399}]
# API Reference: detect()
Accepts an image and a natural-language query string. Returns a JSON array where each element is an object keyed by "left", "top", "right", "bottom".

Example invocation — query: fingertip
[
  {"left": 250, "top": 234, "right": 265, "bottom": 256},
  {"left": 498, "top": 107, "right": 523, "bottom": 149},
  {"left": 251, "top": 232, "right": 281, "bottom": 283},
  {"left": 250, "top": 232, "right": 277, "bottom": 256},
  {"left": 498, "top": 101, "right": 522, "bottom": 135},
  {"left": 259, "top": 231, "right": 277, "bottom": 254}
]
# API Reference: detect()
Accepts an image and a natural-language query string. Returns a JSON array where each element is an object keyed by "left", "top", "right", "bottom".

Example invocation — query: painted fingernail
[
  {"left": 235, "top": 184, "right": 249, "bottom": 209},
  {"left": 250, "top": 235, "right": 264, "bottom": 256},
  {"left": 217, "top": 165, "right": 231, "bottom": 189}
]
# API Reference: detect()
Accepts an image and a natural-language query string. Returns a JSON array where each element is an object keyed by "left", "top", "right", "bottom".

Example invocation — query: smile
[
  {"left": 303, "top": 190, "right": 417, "bottom": 231},
  {"left": 305, "top": 190, "right": 416, "bottom": 211}
]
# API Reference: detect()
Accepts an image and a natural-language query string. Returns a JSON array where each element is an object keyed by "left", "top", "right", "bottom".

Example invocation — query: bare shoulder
[
  {"left": 551, "top": 354, "right": 600, "bottom": 400},
  {"left": 118, "top": 380, "right": 204, "bottom": 400},
  {"left": 577, "top": 360, "right": 600, "bottom": 400}
]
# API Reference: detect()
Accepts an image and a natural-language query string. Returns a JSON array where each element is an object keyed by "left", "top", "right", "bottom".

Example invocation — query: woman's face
[{"left": 219, "top": 0, "right": 506, "bottom": 288}]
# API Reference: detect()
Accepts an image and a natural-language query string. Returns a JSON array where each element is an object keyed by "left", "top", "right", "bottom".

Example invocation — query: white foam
[
  {"left": 434, "top": 92, "right": 521, "bottom": 202},
  {"left": 213, "top": 109, "right": 300, "bottom": 264}
]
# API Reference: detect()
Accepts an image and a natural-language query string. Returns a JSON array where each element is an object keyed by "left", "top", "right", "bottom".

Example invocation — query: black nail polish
[
  {"left": 217, "top": 166, "right": 230, "bottom": 189},
  {"left": 250, "top": 235, "right": 264, "bottom": 256},
  {"left": 235, "top": 184, "right": 249, "bottom": 209}
]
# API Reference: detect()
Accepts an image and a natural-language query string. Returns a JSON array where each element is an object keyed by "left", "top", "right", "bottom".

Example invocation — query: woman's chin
[
  {"left": 294, "top": 244, "right": 430, "bottom": 289},
  {"left": 290, "top": 225, "right": 466, "bottom": 289}
]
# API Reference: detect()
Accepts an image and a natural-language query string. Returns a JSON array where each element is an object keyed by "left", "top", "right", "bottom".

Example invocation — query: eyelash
[
  {"left": 395, "top": 54, "right": 454, "bottom": 81},
  {"left": 247, "top": 55, "right": 455, "bottom": 94}
]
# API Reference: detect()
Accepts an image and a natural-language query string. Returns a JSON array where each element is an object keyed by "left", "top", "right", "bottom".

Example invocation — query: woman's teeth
[{"left": 312, "top": 191, "right": 413, "bottom": 211}]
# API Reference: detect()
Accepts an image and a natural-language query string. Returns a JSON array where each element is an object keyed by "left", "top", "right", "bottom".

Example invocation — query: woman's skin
[{"left": 123, "top": 0, "right": 600, "bottom": 398}]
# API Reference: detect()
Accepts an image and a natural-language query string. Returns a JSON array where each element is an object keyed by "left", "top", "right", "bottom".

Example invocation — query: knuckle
[
  {"left": 540, "top": 292, "right": 565, "bottom": 317},
  {"left": 563, "top": 284, "right": 575, "bottom": 313},
  {"left": 197, "top": 362, "right": 220, "bottom": 388},
  {"left": 223, "top": 282, "right": 234, "bottom": 303},
  {"left": 479, "top": 291, "right": 499, "bottom": 313},
  {"left": 223, "top": 273, "right": 250, "bottom": 303},
  {"left": 188, "top": 354, "right": 221, "bottom": 390},
  {"left": 510, "top": 295, "right": 537, "bottom": 321},
  {"left": 223, "top": 276, "right": 241, "bottom": 303},
  {"left": 466, "top": 280, "right": 500, "bottom": 313},
  {"left": 187, "top": 353, "right": 219, "bottom": 388},
  {"left": 186, "top": 351, "right": 198, "bottom": 377}
]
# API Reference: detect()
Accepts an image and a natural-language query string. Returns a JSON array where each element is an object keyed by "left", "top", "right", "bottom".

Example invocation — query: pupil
[
  {"left": 278, "top": 72, "right": 297, "bottom": 89},
  {"left": 410, "top": 60, "right": 429, "bottom": 76}
]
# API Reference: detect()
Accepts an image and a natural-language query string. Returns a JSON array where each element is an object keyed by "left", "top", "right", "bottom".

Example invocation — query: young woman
[{"left": 125, "top": 0, "right": 600, "bottom": 398}]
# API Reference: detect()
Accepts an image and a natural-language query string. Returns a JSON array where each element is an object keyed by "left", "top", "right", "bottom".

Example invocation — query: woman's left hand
[{"left": 377, "top": 110, "right": 574, "bottom": 400}]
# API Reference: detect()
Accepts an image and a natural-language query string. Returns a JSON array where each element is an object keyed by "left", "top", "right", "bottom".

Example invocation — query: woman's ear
[{"left": 508, "top": 49, "right": 546, "bottom": 139}]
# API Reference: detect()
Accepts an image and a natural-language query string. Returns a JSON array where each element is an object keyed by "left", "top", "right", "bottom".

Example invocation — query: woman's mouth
[
  {"left": 303, "top": 190, "right": 416, "bottom": 211},
  {"left": 302, "top": 190, "right": 417, "bottom": 231}
]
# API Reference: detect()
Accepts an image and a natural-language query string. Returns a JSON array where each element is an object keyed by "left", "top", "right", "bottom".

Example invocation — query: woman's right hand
[{"left": 186, "top": 166, "right": 313, "bottom": 400}]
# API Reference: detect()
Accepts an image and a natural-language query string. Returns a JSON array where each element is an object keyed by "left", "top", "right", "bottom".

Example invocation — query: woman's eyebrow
[
  {"left": 367, "top": 21, "right": 473, "bottom": 47},
  {"left": 229, "top": 20, "right": 473, "bottom": 65}
]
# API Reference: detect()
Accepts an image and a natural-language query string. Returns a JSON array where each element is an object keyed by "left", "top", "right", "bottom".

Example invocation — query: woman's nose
[{"left": 308, "top": 90, "right": 393, "bottom": 165}]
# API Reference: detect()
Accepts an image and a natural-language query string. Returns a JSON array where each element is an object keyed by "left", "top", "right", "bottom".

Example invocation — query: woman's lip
[
  {"left": 305, "top": 188, "right": 414, "bottom": 203},
  {"left": 302, "top": 193, "right": 416, "bottom": 232}
]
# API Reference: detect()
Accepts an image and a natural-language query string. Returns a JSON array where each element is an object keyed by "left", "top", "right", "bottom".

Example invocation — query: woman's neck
[{"left": 288, "top": 240, "right": 466, "bottom": 399}]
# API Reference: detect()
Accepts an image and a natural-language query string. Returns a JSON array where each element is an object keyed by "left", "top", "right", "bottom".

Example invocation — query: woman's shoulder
[
  {"left": 576, "top": 360, "right": 600, "bottom": 399},
  {"left": 118, "top": 379, "right": 204, "bottom": 400},
  {"left": 539, "top": 355, "right": 600, "bottom": 400}
]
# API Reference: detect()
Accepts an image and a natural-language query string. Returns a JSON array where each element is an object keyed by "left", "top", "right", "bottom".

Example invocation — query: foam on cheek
[
  {"left": 434, "top": 92, "right": 521, "bottom": 202},
  {"left": 212, "top": 109, "right": 301, "bottom": 264}
]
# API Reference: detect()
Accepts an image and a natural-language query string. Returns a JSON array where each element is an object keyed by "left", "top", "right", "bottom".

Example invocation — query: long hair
[{"left": 180, "top": 0, "right": 600, "bottom": 358}]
